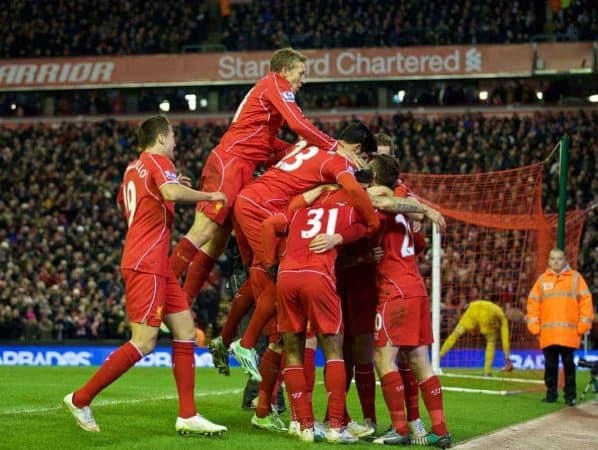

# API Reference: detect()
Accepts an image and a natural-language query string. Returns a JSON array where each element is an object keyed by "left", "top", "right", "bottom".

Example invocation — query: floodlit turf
[{"left": 0, "top": 366, "right": 589, "bottom": 449}]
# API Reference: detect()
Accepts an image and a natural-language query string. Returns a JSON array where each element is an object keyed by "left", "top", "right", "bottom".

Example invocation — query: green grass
[{"left": 0, "top": 366, "right": 588, "bottom": 449}]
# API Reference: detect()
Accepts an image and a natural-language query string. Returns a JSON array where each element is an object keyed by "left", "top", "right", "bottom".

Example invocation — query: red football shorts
[
  {"left": 234, "top": 194, "right": 286, "bottom": 267},
  {"left": 374, "top": 296, "right": 433, "bottom": 348},
  {"left": 122, "top": 269, "right": 189, "bottom": 327},
  {"left": 337, "top": 264, "right": 377, "bottom": 336},
  {"left": 195, "top": 148, "right": 256, "bottom": 226},
  {"left": 277, "top": 270, "right": 343, "bottom": 335}
]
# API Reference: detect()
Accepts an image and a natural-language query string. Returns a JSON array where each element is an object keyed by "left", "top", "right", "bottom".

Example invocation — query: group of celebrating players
[{"left": 64, "top": 47, "right": 451, "bottom": 448}]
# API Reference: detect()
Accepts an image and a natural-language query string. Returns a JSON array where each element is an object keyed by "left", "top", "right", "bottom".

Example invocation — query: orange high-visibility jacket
[{"left": 526, "top": 266, "right": 593, "bottom": 349}]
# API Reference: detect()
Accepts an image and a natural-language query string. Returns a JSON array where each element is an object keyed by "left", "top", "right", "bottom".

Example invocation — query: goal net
[{"left": 402, "top": 163, "right": 587, "bottom": 394}]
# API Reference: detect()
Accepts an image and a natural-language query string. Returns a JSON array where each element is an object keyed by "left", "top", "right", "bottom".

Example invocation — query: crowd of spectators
[
  {"left": 1, "top": 0, "right": 596, "bottom": 58},
  {"left": 222, "top": 0, "right": 597, "bottom": 51},
  {"left": 0, "top": 110, "right": 595, "bottom": 345},
  {"left": 1, "top": 0, "right": 209, "bottom": 58}
]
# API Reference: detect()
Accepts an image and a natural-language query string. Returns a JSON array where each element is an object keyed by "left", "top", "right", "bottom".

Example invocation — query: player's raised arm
[
  {"left": 266, "top": 48, "right": 338, "bottom": 152},
  {"left": 288, "top": 184, "right": 340, "bottom": 211}
]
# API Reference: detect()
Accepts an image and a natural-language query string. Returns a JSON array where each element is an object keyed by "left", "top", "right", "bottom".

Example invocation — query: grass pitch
[{"left": 0, "top": 366, "right": 585, "bottom": 449}]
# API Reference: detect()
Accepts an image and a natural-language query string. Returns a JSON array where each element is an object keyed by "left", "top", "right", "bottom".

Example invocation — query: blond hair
[{"left": 270, "top": 47, "right": 307, "bottom": 73}]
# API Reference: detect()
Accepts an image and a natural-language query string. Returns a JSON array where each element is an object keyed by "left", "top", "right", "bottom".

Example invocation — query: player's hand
[
  {"left": 177, "top": 174, "right": 192, "bottom": 187},
  {"left": 370, "top": 246, "right": 384, "bottom": 262},
  {"left": 208, "top": 192, "right": 227, "bottom": 205},
  {"left": 423, "top": 205, "right": 446, "bottom": 233},
  {"left": 337, "top": 143, "right": 368, "bottom": 169},
  {"left": 309, "top": 233, "right": 343, "bottom": 253},
  {"left": 367, "top": 185, "right": 394, "bottom": 198}
]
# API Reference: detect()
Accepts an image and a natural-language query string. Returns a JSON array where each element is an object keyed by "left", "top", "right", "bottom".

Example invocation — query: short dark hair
[
  {"left": 337, "top": 121, "right": 376, "bottom": 154},
  {"left": 370, "top": 154, "right": 400, "bottom": 188},
  {"left": 270, "top": 47, "right": 307, "bottom": 72},
  {"left": 137, "top": 115, "right": 170, "bottom": 151}
]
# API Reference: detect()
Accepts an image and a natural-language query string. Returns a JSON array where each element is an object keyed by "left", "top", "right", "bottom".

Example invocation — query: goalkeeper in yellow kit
[{"left": 440, "top": 300, "right": 513, "bottom": 375}]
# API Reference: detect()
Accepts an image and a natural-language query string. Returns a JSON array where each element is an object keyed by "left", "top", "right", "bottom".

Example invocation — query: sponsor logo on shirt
[
  {"left": 543, "top": 282, "right": 554, "bottom": 290},
  {"left": 281, "top": 91, "right": 295, "bottom": 103},
  {"left": 165, "top": 170, "right": 178, "bottom": 182}
]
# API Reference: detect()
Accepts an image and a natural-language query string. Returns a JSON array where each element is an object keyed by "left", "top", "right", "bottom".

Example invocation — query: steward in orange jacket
[{"left": 526, "top": 248, "right": 593, "bottom": 405}]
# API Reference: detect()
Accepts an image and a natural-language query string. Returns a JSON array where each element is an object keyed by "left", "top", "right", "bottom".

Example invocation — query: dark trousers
[{"left": 543, "top": 345, "right": 576, "bottom": 401}]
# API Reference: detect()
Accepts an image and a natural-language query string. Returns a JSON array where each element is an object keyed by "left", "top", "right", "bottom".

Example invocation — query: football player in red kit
[
  {"left": 64, "top": 115, "right": 227, "bottom": 436},
  {"left": 261, "top": 188, "right": 369, "bottom": 443},
  {"left": 367, "top": 155, "right": 451, "bottom": 448},
  {"left": 228, "top": 122, "right": 379, "bottom": 381},
  {"left": 169, "top": 47, "right": 341, "bottom": 306}
]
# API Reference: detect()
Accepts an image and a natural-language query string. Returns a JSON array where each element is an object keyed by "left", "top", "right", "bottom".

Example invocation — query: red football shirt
[
  {"left": 119, "top": 152, "right": 179, "bottom": 276},
  {"left": 240, "top": 140, "right": 355, "bottom": 209},
  {"left": 218, "top": 72, "right": 337, "bottom": 162},
  {"left": 269, "top": 190, "right": 367, "bottom": 277},
  {"left": 375, "top": 181, "right": 428, "bottom": 301}
]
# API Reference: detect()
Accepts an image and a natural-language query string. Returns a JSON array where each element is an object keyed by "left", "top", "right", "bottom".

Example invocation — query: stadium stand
[
  {"left": 0, "top": 111, "right": 595, "bottom": 341},
  {"left": 1, "top": 0, "right": 596, "bottom": 58}
]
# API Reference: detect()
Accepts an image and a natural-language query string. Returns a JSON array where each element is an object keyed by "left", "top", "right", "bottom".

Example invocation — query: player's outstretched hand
[
  {"left": 177, "top": 174, "right": 192, "bottom": 187},
  {"left": 370, "top": 246, "right": 384, "bottom": 262},
  {"left": 208, "top": 192, "right": 227, "bottom": 205},
  {"left": 423, "top": 205, "right": 446, "bottom": 233},
  {"left": 309, "top": 233, "right": 343, "bottom": 253}
]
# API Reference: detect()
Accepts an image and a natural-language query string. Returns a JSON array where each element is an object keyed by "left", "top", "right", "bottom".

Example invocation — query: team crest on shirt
[
  {"left": 542, "top": 282, "right": 554, "bottom": 290},
  {"left": 165, "top": 170, "right": 178, "bottom": 181},
  {"left": 281, "top": 91, "right": 295, "bottom": 103}
]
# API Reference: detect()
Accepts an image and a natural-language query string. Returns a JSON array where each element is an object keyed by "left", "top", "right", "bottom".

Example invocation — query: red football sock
[
  {"left": 283, "top": 365, "right": 313, "bottom": 430},
  {"left": 325, "top": 360, "right": 347, "bottom": 430},
  {"left": 220, "top": 279, "right": 254, "bottom": 347},
  {"left": 303, "top": 347, "right": 316, "bottom": 402},
  {"left": 399, "top": 363, "right": 420, "bottom": 421},
  {"left": 172, "top": 340, "right": 197, "bottom": 418},
  {"left": 380, "top": 372, "right": 408, "bottom": 435},
  {"left": 269, "top": 370, "right": 283, "bottom": 407},
  {"left": 240, "top": 273, "right": 276, "bottom": 349},
  {"left": 73, "top": 341, "right": 143, "bottom": 407},
  {"left": 420, "top": 376, "right": 448, "bottom": 435},
  {"left": 170, "top": 237, "right": 199, "bottom": 278},
  {"left": 183, "top": 250, "right": 216, "bottom": 302},
  {"left": 256, "top": 349, "right": 282, "bottom": 418},
  {"left": 355, "top": 362, "right": 377, "bottom": 423}
]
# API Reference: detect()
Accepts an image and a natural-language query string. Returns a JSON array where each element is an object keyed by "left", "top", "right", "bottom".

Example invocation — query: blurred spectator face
[
  {"left": 282, "top": 61, "right": 306, "bottom": 94},
  {"left": 548, "top": 249, "right": 566, "bottom": 273}
]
